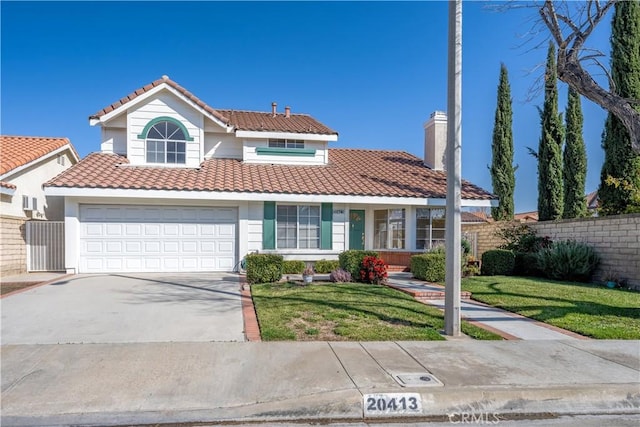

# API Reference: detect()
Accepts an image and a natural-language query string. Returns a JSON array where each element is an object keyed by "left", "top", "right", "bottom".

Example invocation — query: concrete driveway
[{"left": 1, "top": 273, "right": 245, "bottom": 344}]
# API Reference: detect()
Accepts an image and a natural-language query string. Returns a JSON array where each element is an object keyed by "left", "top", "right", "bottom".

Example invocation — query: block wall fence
[
  {"left": 0, "top": 215, "right": 27, "bottom": 276},
  {"left": 462, "top": 213, "right": 640, "bottom": 289}
]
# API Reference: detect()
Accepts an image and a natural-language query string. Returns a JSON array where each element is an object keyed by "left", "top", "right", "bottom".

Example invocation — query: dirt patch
[
  {"left": 289, "top": 317, "right": 345, "bottom": 341},
  {"left": 1, "top": 282, "right": 43, "bottom": 296}
]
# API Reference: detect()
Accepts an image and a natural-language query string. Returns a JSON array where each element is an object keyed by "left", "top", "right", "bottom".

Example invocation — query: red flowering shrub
[{"left": 359, "top": 256, "right": 388, "bottom": 285}]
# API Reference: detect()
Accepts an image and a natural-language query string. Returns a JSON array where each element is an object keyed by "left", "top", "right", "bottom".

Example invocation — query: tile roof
[
  {"left": 461, "top": 211, "right": 490, "bottom": 223},
  {"left": 90, "top": 76, "right": 337, "bottom": 136},
  {"left": 46, "top": 149, "right": 495, "bottom": 200},
  {"left": 0, "top": 136, "right": 78, "bottom": 176},
  {"left": 0, "top": 181, "right": 17, "bottom": 190}
]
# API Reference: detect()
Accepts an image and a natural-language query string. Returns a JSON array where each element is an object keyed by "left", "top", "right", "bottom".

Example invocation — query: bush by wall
[
  {"left": 411, "top": 253, "right": 446, "bottom": 282},
  {"left": 282, "top": 260, "right": 305, "bottom": 274},
  {"left": 314, "top": 259, "right": 340, "bottom": 274},
  {"left": 339, "top": 250, "right": 379, "bottom": 278},
  {"left": 481, "top": 249, "right": 515, "bottom": 276},
  {"left": 536, "top": 240, "right": 600, "bottom": 282},
  {"left": 245, "top": 253, "right": 283, "bottom": 284}
]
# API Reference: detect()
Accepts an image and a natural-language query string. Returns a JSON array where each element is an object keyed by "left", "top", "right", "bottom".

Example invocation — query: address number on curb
[{"left": 363, "top": 393, "right": 422, "bottom": 417}]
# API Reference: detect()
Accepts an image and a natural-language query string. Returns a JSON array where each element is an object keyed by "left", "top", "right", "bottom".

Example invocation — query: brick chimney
[
  {"left": 285, "top": 106, "right": 291, "bottom": 118},
  {"left": 423, "top": 111, "right": 447, "bottom": 171},
  {"left": 271, "top": 102, "right": 277, "bottom": 117}
]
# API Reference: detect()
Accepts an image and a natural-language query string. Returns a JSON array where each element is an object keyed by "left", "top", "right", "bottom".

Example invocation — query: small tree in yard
[
  {"left": 491, "top": 63, "right": 516, "bottom": 221},
  {"left": 537, "top": 42, "right": 565, "bottom": 221},
  {"left": 563, "top": 87, "right": 588, "bottom": 219},
  {"left": 599, "top": 0, "right": 640, "bottom": 215}
]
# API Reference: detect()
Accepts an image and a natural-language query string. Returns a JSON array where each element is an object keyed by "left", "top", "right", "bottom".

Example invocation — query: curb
[{"left": 240, "top": 279, "right": 261, "bottom": 342}]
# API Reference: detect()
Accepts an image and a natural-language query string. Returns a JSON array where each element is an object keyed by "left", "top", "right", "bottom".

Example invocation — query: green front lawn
[
  {"left": 461, "top": 276, "right": 640, "bottom": 339},
  {"left": 252, "top": 282, "right": 502, "bottom": 341}
]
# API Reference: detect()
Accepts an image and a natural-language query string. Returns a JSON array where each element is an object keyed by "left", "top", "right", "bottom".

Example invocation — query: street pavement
[{"left": 1, "top": 340, "right": 639, "bottom": 426}]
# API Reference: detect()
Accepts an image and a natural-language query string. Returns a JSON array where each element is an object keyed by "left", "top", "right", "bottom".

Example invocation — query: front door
[{"left": 349, "top": 210, "right": 365, "bottom": 250}]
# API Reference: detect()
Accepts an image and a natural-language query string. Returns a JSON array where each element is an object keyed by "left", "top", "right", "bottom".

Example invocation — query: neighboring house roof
[
  {"left": 586, "top": 190, "right": 599, "bottom": 210},
  {"left": 0, "top": 135, "right": 79, "bottom": 176},
  {"left": 514, "top": 211, "right": 539, "bottom": 222},
  {"left": 0, "top": 181, "right": 17, "bottom": 190},
  {"left": 89, "top": 76, "right": 337, "bottom": 136},
  {"left": 461, "top": 211, "right": 490, "bottom": 223},
  {"left": 46, "top": 149, "right": 495, "bottom": 200}
]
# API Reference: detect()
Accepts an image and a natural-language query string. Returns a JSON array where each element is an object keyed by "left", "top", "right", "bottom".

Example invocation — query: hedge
[
  {"left": 314, "top": 259, "right": 340, "bottom": 274},
  {"left": 282, "top": 260, "right": 305, "bottom": 274},
  {"left": 245, "top": 253, "right": 283, "bottom": 284},
  {"left": 411, "top": 253, "right": 446, "bottom": 282},
  {"left": 338, "top": 250, "right": 379, "bottom": 278},
  {"left": 481, "top": 249, "right": 515, "bottom": 276}
]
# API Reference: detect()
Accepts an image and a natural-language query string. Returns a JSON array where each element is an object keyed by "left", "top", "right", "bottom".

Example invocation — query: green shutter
[
  {"left": 321, "top": 203, "right": 333, "bottom": 250},
  {"left": 263, "top": 201, "right": 276, "bottom": 249}
]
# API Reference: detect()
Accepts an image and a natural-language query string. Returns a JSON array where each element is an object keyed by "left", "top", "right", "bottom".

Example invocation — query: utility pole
[{"left": 445, "top": 0, "right": 462, "bottom": 336}]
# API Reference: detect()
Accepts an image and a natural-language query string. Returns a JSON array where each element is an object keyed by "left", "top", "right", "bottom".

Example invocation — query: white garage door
[{"left": 79, "top": 205, "right": 237, "bottom": 273}]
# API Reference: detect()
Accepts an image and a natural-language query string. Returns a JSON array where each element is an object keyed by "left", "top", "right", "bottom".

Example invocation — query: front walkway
[{"left": 386, "top": 273, "right": 587, "bottom": 340}]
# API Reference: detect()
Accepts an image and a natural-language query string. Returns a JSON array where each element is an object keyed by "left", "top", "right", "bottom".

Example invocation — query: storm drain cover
[{"left": 394, "top": 373, "right": 443, "bottom": 387}]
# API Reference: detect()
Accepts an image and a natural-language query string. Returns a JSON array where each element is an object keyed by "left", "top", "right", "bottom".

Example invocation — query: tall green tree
[
  {"left": 563, "top": 87, "right": 587, "bottom": 219},
  {"left": 599, "top": 0, "right": 640, "bottom": 215},
  {"left": 490, "top": 63, "right": 516, "bottom": 221},
  {"left": 537, "top": 42, "right": 564, "bottom": 221}
]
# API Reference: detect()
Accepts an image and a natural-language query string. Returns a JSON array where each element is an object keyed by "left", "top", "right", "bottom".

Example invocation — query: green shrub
[
  {"left": 497, "top": 223, "right": 552, "bottom": 253},
  {"left": 535, "top": 240, "right": 600, "bottom": 282},
  {"left": 314, "top": 259, "right": 340, "bottom": 274},
  {"left": 245, "top": 253, "right": 283, "bottom": 284},
  {"left": 282, "top": 260, "right": 305, "bottom": 274},
  {"left": 461, "top": 238, "right": 472, "bottom": 257},
  {"left": 339, "top": 250, "right": 379, "bottom": 278},
  {"left": 481, "top": 249, "right": 515, "bottom": 276},
  {"left": 513, "top": 252, "right": 544, "bottom": 277},
  {"left": 411, "top": 253, "right": 446, "bottom": 282}
]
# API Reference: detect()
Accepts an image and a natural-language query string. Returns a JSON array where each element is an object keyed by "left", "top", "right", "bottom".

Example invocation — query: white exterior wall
[
  {"left": 242, "top": 139, "right": 328, "bottom": 165},
  {"left": 65, "top": 199, "right": 80, "bottom": 273},
  {"left": 1, "top": 151, "right": 76, "bottom": 220},
  {"left": 332, "top": 204, "right": 347, "bottom": 252},
  {"left": 127, "top": 93, "right": 203, "bottom": 167},
  {"left": 204, "top": 132, "right": 242, "bottom": 159},
  {"left": 247, "top": 201, "right": 263, "bottom": 253},
  {"left": 101, "top": 128, "right": 127, "bottom": 154}
]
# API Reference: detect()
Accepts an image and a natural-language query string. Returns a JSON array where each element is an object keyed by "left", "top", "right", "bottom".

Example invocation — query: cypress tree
[
  {"left": 537, "top": 42, "right": 564, "bottom": 221},
  {"left": 490, "top": 63, "right": 516, "bottom": 221},
  {"left": 563, "top": 87, "right": 588, "bottom": 218},
  {"left": 599, "top": 0, "right": 640, "bottom": 215}
]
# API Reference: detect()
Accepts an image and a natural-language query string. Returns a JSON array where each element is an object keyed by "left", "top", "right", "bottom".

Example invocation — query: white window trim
[
  {"left": 373, "top": 208, "right": 406, "bottom": 250},
  {"left": 276, "top": 204, "right": 321, "bottom": 250},
  {"left": 416, "top": 208, "right": 446, "bottom": 251}
]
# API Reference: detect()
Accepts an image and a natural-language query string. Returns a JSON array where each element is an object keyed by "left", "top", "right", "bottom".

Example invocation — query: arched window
[{"left": 141, "top": 117, "right": 191, "bottom": 164}]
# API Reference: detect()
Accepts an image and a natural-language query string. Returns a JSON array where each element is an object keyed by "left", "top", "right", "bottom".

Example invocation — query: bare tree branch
[{"left": 538, "top": 0, "right": 640, "bottom": 154}]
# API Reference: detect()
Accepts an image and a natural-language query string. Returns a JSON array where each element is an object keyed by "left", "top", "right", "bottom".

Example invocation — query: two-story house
[{"left": 45, "top": 76, "right": 496, "bottom": 274}]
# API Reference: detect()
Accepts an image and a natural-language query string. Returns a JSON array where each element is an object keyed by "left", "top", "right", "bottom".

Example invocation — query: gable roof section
[
  {"left": 46, "top": 149, "right": 494, "bottom": 201},
  {"left": 0, "top": 136, "right": 79, "bottom": 176},
  {"left": 90, "top": 76, "right": 337, "bottom": 136}
]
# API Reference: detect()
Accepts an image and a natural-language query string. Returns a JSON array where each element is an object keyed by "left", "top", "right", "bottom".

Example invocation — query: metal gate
[
  {"left": 27, "top": 221, "right": 65, "bottom": 271},
  {"left": 462, "top": 231, "right": 478, "bottom": 259}
]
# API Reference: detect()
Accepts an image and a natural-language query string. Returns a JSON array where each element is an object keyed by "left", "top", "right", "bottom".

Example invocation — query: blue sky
[{"left": 1, "top": 1, "right": 613, "bottom": 212}]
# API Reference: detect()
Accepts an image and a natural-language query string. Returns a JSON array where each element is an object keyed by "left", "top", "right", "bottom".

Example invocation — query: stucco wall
[
  {"left": 0, "top": 215, "right": 27, "bottom": 276},
  {"left": 462, "top": 214, "right": 640, "bottom": 289}
]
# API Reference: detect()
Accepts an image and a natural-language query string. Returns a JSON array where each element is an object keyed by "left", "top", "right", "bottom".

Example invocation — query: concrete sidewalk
[
  {"left": 386, "top": 273, "right": 584, "bottom": 340},
  {"left": 1, "top": 340, "right": 638, "bottom": 426}
]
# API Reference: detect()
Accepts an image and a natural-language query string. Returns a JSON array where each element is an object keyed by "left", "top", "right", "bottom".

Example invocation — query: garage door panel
[
  {"left": 79, "top": 205, "right": 237, "bottom": 273},
  {"left": 125, "top": 241, "right": 142, "bottom": 253}
]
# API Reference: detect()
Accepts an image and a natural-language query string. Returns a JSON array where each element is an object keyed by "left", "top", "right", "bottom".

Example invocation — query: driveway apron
[{"left": 0, "top": 273, "right": 244, "bottom": 344}]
